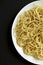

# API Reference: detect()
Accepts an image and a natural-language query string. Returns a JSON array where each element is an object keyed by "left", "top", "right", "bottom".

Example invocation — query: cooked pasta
[{"left": 14, "top": 5, "right": 43, "bottom": 60}]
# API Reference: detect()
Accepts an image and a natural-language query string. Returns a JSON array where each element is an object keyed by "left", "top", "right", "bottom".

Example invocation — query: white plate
[{"left": 11, "top": 0, "right": 43, "bottom": 65}]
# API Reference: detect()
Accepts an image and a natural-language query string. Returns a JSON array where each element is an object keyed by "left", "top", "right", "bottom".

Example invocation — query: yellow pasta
[{"left": 14, "top": 5, "right": 43, "bottom": 60}]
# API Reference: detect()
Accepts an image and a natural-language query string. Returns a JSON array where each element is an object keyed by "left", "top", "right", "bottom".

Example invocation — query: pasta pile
[{"left": 14, "top": 6, "right": 43, "bottom": 60}]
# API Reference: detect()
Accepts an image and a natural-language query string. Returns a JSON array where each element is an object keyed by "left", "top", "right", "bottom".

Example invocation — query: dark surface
[{"left": 0, "top": 0, "right": 37, "bottom": 65}]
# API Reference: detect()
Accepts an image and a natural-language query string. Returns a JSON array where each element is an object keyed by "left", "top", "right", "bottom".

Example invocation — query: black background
[{"left": 0, "top": 0, "right": 37, "bottom": 65}]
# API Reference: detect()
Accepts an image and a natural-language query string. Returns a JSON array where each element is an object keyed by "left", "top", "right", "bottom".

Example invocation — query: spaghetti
[{"left": 14, "top": 5, "right": 43, "bottom": 60}]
